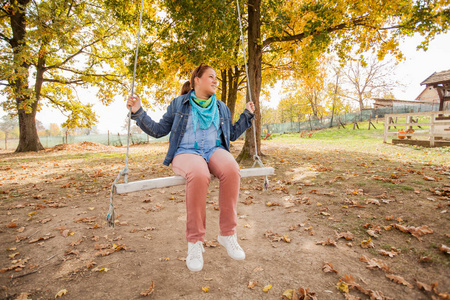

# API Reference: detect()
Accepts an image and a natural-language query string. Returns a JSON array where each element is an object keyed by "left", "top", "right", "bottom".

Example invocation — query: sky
[{"left": 1, "top": 32, "right": 449, "bottom": 134}]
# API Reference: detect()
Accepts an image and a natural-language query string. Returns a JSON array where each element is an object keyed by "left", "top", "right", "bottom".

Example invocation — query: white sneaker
[
  {"left": 186, "top": 241, "right": 205, "bottom": 272},
  {"left": 218, "top": 233, "right": 245, "bottom": 260}
]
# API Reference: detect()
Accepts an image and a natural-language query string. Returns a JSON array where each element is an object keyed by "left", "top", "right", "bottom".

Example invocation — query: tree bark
[
  {"left": 221, "top": 69, "right": 227, "bottom": 105},
  {"left": 237, "top": 0, "right": 262, "bottom": 162},
  {"left": 226, "top": 66, "right": 240, "bottom": 119},
  {"left": 10, "top": 0, "right": 44, "bottom": 152}
]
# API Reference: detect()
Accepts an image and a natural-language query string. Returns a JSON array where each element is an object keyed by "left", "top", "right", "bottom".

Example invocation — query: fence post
[
  {"left": 383, "top": 115, "right": 389, "bottom": 143},
  {"left": 430, "top": 113, "right": 435, "bottom": 147}
]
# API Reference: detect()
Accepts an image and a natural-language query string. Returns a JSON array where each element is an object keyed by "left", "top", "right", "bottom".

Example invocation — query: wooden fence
[{"left": 383, "top": 111, "right": 450, "bottom": 147}]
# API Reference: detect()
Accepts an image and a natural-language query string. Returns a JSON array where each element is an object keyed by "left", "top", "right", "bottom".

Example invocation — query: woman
[{"left": 127, "top": 63, "right": 255, "bottom": 272}]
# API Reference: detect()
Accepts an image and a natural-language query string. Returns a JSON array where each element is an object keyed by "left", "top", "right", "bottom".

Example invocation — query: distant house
[
  {"left": 372, "top": 98, "right": 431, "bottom": 109},
  {"left": 415, "top": 86, "right": 440, "bottom": 104},
  {"left": 420, "top": 69, "right": 450, "bottom": 111},
  {"left": 372, "top": 69, "right": 450, "bottom": 110}
]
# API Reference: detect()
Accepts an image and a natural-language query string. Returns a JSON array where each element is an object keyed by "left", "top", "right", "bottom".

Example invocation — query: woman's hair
[
  {"left": 180, "top": 81, "right": 191, "bottom": 95},
  {"left": 190, "top": 63, "right": 213, "bottom": 90}
]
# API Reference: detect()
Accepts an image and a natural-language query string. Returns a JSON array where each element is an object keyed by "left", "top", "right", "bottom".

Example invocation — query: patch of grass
[
  {"left": 411, "top": 180, "right": 425, "bottom": 185},
  {"left": 381, "top": 183, "right": 414, "bottom": 191}
]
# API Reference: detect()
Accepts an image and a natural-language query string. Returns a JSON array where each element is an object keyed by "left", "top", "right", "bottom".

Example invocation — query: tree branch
[
  {"left": 0, "top": 31, "right": 11, "bottom": 44},
  {"left": 42, "top": 78, "right": 84, "bottom": 85},
  {"left": 44, "top": 29, "right": 118, "bottom": 70},
  {"left": 263, "top": 16, "right": 369, "bottom": 48}
]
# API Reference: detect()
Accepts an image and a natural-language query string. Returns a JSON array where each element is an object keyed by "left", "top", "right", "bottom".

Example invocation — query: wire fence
[
  {"left": 1, "top": 104, "right": 440, "bottom": 151},
  {"left": 1, "top": 132, "right": 169, "bottom": 151},
  {"left": 262, "top": 104, "right": 440, "bottom": 134}
]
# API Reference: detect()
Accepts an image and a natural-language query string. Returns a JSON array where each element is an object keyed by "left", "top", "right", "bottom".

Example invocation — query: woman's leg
[
  {"left": 172, "top": 154, "right": 210, "bottom": 243},
  {"left": 208, "top": 149, "right": 241, "bottom": 236}
]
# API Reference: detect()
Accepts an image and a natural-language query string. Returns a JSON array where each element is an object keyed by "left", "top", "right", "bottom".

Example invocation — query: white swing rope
[
  {"left": 236, "top": 0, "right": 269, "bottom": 190},
  {"left": 107, "top": 0, "right": 145, "bottom": 227}
]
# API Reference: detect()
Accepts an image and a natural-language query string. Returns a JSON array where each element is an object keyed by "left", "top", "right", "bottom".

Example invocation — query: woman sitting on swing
[{"left": 127, "top": 63, "right": 255, "bottom": 272}]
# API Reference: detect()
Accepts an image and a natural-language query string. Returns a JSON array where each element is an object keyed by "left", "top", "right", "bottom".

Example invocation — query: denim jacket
[{"left": 131, "top": 90, "right": 255, "bottom": 166}]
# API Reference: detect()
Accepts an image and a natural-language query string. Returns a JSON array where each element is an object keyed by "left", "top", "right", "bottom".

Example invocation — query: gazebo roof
[{"left": 421, "top": 69, "right": 450, "bottom": 86}]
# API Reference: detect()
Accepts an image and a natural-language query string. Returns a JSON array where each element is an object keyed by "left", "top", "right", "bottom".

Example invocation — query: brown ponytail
[{"left": 180, "top": 81, "right": 191, "bottom": 95}]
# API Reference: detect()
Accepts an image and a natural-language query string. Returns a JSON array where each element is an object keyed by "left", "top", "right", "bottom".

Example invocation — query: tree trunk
[
  {"left": 221, "top": 69, "right": 227, "bottom": 105},
  {"left": 237, "top": 0, "right": 262, "bottom": 162},
  {"left": 226, "top": 66, "right": 240, "bottom": 119},
  {"left": 10, "top": 0, "right": 43, "bottom": 152}
]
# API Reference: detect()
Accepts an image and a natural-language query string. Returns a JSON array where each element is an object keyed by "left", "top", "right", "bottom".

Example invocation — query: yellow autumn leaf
[
  {"left": 28, "top": 211, "right": 36, "bottom": 217},
  {"left": 96, "top": 268, "right": 109, "bottom": 272},
  {"left": 68, "top": 232, "right": 75, "bottom": 236},
  {"left": 55, "top": 289, "right": 68, "bottom": 298},
  {"left": 336, "top": 281, "right": 349, "bottom": 293},
  {"left": 202, "top": 286, "right": 209, "bottom": 293},
  {"left": 8, "top": 252, "right": 20, "bottom": 258},
  {"left": 263, "top": 284, "right": 272, "bottom": 293},
  {"left": 282, "top": 289, "right": 294, "bottom": 299}
]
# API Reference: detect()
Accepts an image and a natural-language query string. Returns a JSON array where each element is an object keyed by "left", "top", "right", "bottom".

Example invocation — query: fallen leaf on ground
[
  {"left": 386, "top": 274, "right": 413, "bottom": 289},
  {"left": 201, "top": 286, "right": 209, "bottom": 293},
  {"left": 203, "top": 240, "right": 219, "bottom": 248},
  {"left": 394, "top": 224, "right": 433, "bottom": 241},
  {"left": 0, "top": 258, "right": 29, "bottom": 273},
  {"left": 316, "top": 238, "right": 337, "bottom": 247},
  {"left": 140, "top": 281, "right": 155, "bottom": 296},
  {"left": 366, "top": 199, "right": 380, "bottom": 206},
  {"left": 322, "top": 262, "right": 338, "bottom": 273},
  {"left": 55, "top": 289, "right": 68, "bottom": 298},
  {"left": 414, "top": 279, "right": 437, "bottom": 292},
  {"left": 263, "top": 284, "right": 272, "bottom": 293},
  {"left": 291, "top": 288, "right": 318, "bottom": 300},
  {"left": 281, "top": 289, "right": 293, "bottom": 299},
  {"left": 377, "top": 250, "right": 397, "bottom": 258},
  {"left": 336, "top": 281, "right": 349, "bottom": 293},
  {"left": 248, "top": 281, "right": 257, "bottom": 289},
  {"left": 360, "top": 255, "right": 391, "bottom": 273},
  {"left": 418, "top": 256, "right": 432, "bottom": 263},
  {"left": 360, "top": 238, "right": 374, "bottom": 249},
  {"left": 438, "top": 244, "right": 450, "bottom": 254},
  {"left": 6, "top": 222, "right": 18, "bottom": 228},
  {"left": 337, "top": 231, "right": 354, "bottom": 241},
  {"left": 29, "top": 235, "right": 55, "bottom": 244},
  {"left": 15, "top": 293, "right": 31, "bottom": 300}
]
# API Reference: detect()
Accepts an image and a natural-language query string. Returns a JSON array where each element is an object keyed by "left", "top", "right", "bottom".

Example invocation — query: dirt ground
[{"left": 0, "top": 140, "right": 449, "bottom": 300}]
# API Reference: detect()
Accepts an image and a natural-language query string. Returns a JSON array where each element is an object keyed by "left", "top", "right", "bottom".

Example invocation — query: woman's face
[{"left": 195, "top": 68, "right": 217, "bottom": 97}]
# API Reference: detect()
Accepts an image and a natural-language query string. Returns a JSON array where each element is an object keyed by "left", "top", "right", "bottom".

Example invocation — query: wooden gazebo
[{"left": 420, "top": 69, "right": 450, "bottom": 112}]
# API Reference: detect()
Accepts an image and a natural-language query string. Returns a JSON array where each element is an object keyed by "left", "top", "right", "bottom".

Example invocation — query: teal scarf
[{"left": 190, "top": 91, "right": 220, "bottom": 149}]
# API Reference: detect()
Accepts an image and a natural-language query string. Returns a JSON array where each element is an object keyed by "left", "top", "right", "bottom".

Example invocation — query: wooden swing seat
[{"left": 114, "top": 167, "right": 274, "bottom": 194}]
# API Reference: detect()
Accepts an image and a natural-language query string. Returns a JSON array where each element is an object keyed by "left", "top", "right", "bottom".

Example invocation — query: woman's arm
[
  {"left": 229, "top": 104, "right": 255, "bottom": 141},
  {"left": 127, "top": 95, "right": 175, "bottom": 138}
]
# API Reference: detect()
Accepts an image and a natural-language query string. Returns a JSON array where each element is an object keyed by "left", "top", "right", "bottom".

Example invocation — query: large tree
[
  {"left": 1, "top": 0, "right": 130, "bottom": 152},
  {"left": 237, "top": 0, "right": 449, "bottom": 159}
]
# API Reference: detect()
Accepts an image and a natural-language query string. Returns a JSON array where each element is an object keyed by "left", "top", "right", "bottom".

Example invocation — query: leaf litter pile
[{"left": 0, "top": 141, "right": 449, "bottom": 299}]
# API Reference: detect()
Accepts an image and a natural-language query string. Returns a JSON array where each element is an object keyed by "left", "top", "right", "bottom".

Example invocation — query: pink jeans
[{"left": 172, "top": 149, "right": 241, "bottom": 243}]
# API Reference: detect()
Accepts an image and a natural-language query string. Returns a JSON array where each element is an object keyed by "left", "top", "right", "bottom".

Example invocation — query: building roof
[
  {"left": 372, "top": 98, "right": 431, "bottom": 104},
  {"left": 421, "top": 69, "right": 450, "bottom": 86}
]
